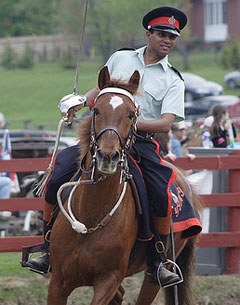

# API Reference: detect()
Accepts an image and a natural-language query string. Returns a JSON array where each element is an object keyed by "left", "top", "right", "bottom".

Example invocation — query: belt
[{"left": 137, "top": 131, "right": 155, "bottom": 139}]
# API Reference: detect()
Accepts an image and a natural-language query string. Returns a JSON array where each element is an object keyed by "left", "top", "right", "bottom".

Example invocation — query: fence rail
[{"left": 1, "top": 155, "right": 240, "bottom": 273}]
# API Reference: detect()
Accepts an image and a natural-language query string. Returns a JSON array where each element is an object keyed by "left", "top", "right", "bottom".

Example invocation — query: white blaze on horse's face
[{"left": 109, "top": 96, "right": 124, "bottom": 110}]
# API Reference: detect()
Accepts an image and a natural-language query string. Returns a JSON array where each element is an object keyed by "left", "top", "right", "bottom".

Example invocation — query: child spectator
[{"left": 210, "top": 104, "right": 236, "bottom": 148}]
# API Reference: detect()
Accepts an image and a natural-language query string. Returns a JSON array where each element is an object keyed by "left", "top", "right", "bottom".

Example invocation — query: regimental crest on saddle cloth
[{"left": 171, "top": 184, "right": 184, "bottom": 218}]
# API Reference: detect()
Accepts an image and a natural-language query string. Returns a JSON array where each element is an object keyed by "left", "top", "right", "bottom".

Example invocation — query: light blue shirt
[
  {"left": 105, "top": 47, "right": 185, "bottom": 122},
  {"left": 171, "top": 134, "right": 183, "bottom": 157},
  {"left": 0, "top": 176, "right": 11, "bottom": 199}
]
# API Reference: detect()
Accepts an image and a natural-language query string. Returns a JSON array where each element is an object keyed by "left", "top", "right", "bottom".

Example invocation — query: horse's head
[{"left": 90, "top": 66, "right": 140, "bottom": 175}]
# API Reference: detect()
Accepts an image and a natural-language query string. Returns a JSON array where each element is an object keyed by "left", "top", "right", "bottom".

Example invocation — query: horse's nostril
[
  {"left": 96, "top": 149, "right": 105, "bottom": 161},
  {"left": 110, "top": 151, "right": 120, "bottom": 163}
]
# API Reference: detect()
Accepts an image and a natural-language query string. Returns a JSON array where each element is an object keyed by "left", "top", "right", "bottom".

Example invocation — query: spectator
[
  {"left": 171, "top": 121, "right": 186, "bottom": 157},
  {"left": 171, "top": 121, "right": 195, "bottom": 167},
  {"left": 210, "top": 104, "right": 236, "bottom": 148},
  {"left": 0, "top": 176, "right": 12, "bottom": 219},
  {"left": 200, "top": 116, "right": 214, "bottom": 148},
  {"left": 0, "top": 176, "right": 11, "bottom": 198},
  {"left": 0, "top": 132, "right": 12, "bottom": 217}
]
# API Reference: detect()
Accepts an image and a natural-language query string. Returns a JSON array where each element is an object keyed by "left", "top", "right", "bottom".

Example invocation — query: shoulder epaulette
[
  {"left": 169, "top": 66, "right": 184, "bottom": 81},
  {"left": 117, "top": 47, "right": 136, "bottom": 51}
]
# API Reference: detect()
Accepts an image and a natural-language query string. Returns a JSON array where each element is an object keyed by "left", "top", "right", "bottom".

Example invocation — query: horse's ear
[
  {"left": 98, "top": 66, "right": 111, "bottom": 90},
  {"left": 128, "top": 70, "right": 140, "bottom": 94}
]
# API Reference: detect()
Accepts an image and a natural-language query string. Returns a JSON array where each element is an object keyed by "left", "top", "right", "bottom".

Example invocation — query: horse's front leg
[
  {"left": 108, "top": 285, "right": 125, "bottom": 305},
  {"left": 47, "top": 274, "right": 72, "bottom": 305},
  {"left": 135, "top": 272, "right": 160, "bottom": 305},
  {"left": 91, "top": 273, "right": 123, "bottom": 305}
]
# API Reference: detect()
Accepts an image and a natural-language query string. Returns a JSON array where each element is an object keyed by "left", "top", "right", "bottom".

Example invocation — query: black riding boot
[
  {"left": 147, "top": 234, "right": 181, "bottom": 288},
  {"left": 26, "top": 221, "right": 52, "bottom": 274}
]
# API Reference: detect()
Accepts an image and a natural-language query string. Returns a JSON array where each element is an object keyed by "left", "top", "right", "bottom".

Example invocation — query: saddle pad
[{"left": 128, "top": 157, "right": 202, "bottom": 241}]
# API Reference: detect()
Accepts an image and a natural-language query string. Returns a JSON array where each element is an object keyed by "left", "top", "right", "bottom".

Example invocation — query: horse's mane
[{"left": 77, "top": 115, "right": 92, "bottom": 159}]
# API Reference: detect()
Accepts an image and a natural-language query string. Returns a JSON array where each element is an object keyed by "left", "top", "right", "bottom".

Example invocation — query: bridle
[
  {"left": 81, "top": 87, "right": 139, "bottom": 183},
  {"left": 56, "top": 87, "right": 140, "bottom": 234}
]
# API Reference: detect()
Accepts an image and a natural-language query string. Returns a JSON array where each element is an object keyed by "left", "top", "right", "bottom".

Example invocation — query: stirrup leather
[{"left": 156, "top": 259, "right": 183, "bottom": 288}]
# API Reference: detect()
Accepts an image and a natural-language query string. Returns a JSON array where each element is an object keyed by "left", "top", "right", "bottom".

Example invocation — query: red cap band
[{"left": 148, "top": 16, "right": 180, "bottom": 29}]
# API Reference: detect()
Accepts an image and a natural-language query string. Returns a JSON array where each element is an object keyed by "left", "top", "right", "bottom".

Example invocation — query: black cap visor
[{"left": 148, "top": 24, "right": 180, "bottom": 36}]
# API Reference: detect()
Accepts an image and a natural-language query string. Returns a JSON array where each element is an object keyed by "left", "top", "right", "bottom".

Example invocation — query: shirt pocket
[{"left": 143, "top": 82, "right": 166, "bottom": 104}]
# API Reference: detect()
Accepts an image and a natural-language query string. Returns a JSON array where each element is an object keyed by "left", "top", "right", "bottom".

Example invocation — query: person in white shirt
[{"left": 27, "top": 6, "right": 189, "bottom": 287}]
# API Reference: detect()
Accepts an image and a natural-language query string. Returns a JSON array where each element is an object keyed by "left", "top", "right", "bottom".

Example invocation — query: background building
[{"left": 188, "top": 0, "right": 240, "bottom": 43}]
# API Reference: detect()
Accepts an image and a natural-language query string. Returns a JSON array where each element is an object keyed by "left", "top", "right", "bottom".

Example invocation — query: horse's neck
[{"left": 74, "top": 171, "right": 123, "bottom": 220}]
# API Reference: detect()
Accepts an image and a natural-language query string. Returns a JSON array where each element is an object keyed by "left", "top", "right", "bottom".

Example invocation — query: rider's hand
[{"left": 58, "top": 93, "right": 87, "bottom": 125}]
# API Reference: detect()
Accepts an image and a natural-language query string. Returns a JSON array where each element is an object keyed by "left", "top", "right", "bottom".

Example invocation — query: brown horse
[{"left": 47, "top": 66, "right": 202, "bottom": 305}]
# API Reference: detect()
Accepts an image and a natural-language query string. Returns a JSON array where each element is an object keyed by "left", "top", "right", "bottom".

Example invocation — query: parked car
[
  {"left": 224, "top": 71, "right": 240, "bottom": 89},
  {"left": 0, "top": 129, "right": 77, "bottom": 190},
  {"left": 182, "top": 72, "right": 224, "bottom": 102},
  {"left": 185, "top": 95, "right": 240, "bottom": 127}
]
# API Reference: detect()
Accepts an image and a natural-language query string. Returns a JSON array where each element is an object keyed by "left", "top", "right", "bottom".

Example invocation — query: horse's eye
[{"left": 128, "top": 112, "right": 135, "bottom": 120}]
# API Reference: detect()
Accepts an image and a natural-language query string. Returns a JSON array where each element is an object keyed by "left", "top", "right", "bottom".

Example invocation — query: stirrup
[
  {"left": 156, "top": 259, "right": 183, "bottom": 289},
  {"left": 26, "top": 252, "right": 51, "bottom": 275},
  {"left": 28, "top": 264, "right": 51, "bottom": 275}
]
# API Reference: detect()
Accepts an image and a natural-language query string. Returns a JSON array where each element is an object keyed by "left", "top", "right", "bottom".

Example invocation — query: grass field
[
  {"left": 1, "top": 253, "right": 240, "bottom": 305},
  {"left": 0, "top": 60, "right": 102, "bottom": 130},
  {"left": 1, "top": 50, "right": 240, "bottom": 130}
]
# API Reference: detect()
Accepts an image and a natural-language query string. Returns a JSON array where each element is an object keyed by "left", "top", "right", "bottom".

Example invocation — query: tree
[
  {"left": 59, "top": 0, "right": 191, "bottom": 62},
  {"left": 220, "top": 41, "right": 240, "bottom": 70},
  {"left": 1, "top": 43, "right": 18, "bottom": 69},
  {"left": 0, "top": 0, "right": 60, "bottom": 37}
]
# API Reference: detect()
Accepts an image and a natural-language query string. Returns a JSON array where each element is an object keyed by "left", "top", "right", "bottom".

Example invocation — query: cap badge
[{"left": 168, "top": 16, "right": 176, "bottom": 25}]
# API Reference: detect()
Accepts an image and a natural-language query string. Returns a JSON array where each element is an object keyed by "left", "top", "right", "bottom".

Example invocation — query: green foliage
[
  {"left": 1, "top": 43, "right": 34, "bottom": 70},
  {"left": 60, "top": 46, "right": 76, "bottom": 69},
  {"left": 18, "top": 44, "right": 34, "bottom": 69},
  {"left": 1, "top": 43, "right": 18, "bottom": 69},
  {"left": 59, "top": 0, "right": 190, "bottom": 61},
  {"left": 230, "top": 43, "right": 240, "bottom": 69},
  {"left": 220, "top": 41, "right": 240, "bottom": 70},
  {"left": 0, "top": 0, "right": 191, "bottom": 64},
  {"left": 0, "top": 0, "right": 61, "bottom": 37}
]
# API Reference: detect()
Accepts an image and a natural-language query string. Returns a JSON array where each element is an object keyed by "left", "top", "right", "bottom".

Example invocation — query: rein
[
  {"left": 57, "top": 179, "right": 128, "bottom": 234},
  {"left": 57, "top": 87, "right": 139, "bottom": 234}
]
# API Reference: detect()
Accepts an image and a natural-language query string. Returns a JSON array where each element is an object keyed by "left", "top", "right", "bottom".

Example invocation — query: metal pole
[{"left": 73, "top": 0, "right": 89, "bottom": 95}]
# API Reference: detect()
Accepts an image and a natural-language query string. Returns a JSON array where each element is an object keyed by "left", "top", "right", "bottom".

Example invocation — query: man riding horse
[{"left": 26, "top": 6, "right": 188, "bottom": 288}]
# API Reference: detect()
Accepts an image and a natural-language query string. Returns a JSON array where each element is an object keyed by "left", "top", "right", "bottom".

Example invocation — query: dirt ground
[{"left": 1, "top": 274, "right": 240, "bottom": 305}]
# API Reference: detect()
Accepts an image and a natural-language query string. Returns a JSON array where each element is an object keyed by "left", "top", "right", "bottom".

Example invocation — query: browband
[{"left": 96, "top": 87, "right": 139, "bottom": 108}]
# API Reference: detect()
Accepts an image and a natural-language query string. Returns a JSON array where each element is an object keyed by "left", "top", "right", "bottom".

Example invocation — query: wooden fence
[{"left": 1, "top": 154, "right": 240, "bottom": 274}]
